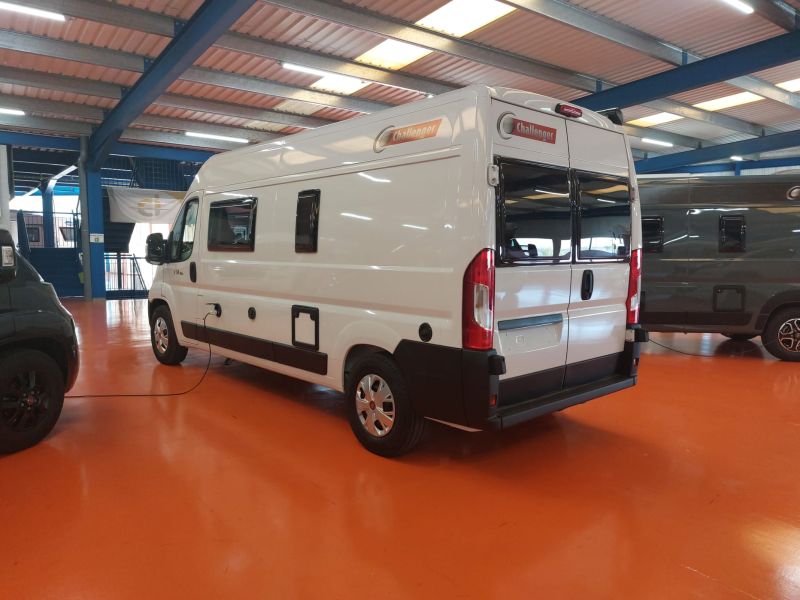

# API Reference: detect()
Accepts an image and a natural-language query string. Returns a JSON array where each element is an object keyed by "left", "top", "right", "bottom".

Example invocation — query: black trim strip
[
  {"left": 498, "top": 313, "right": 563, "bottom": 331},
  {"left": 181, "top": 321, "right": 327, "bottom": 375}
]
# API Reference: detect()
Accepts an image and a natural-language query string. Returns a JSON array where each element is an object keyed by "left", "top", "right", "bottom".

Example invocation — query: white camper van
[{"left": 145, "top": 85, "right": 646, "bottom": 456}]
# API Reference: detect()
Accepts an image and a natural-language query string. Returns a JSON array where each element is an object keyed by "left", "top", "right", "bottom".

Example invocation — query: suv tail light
[
  {"left": 463, "top": 249, "right": 495, "bottom": 350},
  {"left": 626, "top": 248, "right": 642, "bottom": 325}
]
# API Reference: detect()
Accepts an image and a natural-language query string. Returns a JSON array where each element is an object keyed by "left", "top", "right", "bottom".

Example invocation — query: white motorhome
[{"left": 145, "top": 85, "right": 646, "bottom": 456}]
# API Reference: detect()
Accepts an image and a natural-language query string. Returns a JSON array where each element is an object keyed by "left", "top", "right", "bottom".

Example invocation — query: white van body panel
[{"left": 149, "top": 85, "right": 642, "bottom": 430}]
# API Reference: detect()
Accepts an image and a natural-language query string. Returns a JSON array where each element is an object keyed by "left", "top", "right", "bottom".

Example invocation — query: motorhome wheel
[
  {"left": 762, "top": 307, "right": 800, "bottom": 362},
  {"left": 151, "top": 305, "right": 189, "bottom": 365},
  {"left": 0, "top": 350, "right": 65, "bottom": 454},
  {"left": 347, "top": 354, "right": 425, "bottom": 457}
]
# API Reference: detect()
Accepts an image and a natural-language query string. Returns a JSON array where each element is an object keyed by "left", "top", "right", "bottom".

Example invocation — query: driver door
[{"left": 163, "top": 197, "right": 201, "bottom": 347}]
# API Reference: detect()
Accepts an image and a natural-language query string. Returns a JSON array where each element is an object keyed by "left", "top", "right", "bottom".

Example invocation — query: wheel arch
[
  {"left": 0, "top": 339, "right": 68, "bottom": 383},
  {"left": 343, "top": 344, "right": 393, "bottom": 391},
  {"left": 148, "top": 298, "right": 169, "bottom": 324},
  {"left": 757, "top": 294, "right": 800, "bottom": 331}
]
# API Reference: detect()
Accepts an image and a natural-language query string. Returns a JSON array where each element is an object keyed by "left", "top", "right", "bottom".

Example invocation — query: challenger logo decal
[
  {"left": 498, "top": 113, "right": 558, "bottom": 145},
  {"left": 374, "top": 119, "right": 443, "bottom": 152}
]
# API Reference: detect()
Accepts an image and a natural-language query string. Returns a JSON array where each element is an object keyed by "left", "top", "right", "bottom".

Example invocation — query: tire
[
  {"left": 346, "top": 353, "right": 426, "bottom": 457},
  {"left": 762, "top": 307, "right": 800, "bottom": 362},
  {"left": 151, "top": 305, "right": 188, "bottom": 365},
  {"left": 0, "top": 349, "right": 65, "bottom": 454},
  {"left": 722, "top": 333, "right": 756, "bottom": 341}
]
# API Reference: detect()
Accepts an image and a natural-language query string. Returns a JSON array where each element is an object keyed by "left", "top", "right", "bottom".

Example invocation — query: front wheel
[
  {"left": 0, "top": 350, "right": 65, "bottom": 454},
  {"left": 346, "top": 354, "right": 426, "bottom": 457},
  {"left": 151, "top": 305, "right": 188, "bottom": 365},
  {"left": 762, "top": 307, "right": 800, "bottom": 361}
]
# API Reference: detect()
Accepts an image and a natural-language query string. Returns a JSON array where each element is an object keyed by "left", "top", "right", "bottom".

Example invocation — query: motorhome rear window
[
  {"left": 207, "top": 197, "right": 257, "bottom": 252},
  {"left": 642, "top": 216, "right": 664, "bottom": 253},
  {"left": 576, "top": 174, "right": 631, "bottom": 261},
  {"left": 295, "top": 190, "right": 321, "bottom": 253},
  {"left": 719, "top": 215, "right": 746, "bottom": 253},
  {"left": 497, "top": 161, "right": 572, "bottom": 263}
]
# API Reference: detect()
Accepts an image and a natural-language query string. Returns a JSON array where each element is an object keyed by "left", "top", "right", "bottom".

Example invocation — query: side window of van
[
  {"left": 207, "top": 197, "right": 257, "bottom": 252},
  {"left": 719, "top": 215, "right": 746, "bottom": 253},
  {"left": 497, "top": 162, "right": 572, "bottom": 263},
  {"left": 576, "top": 174, "right": 631, "bottom": 260},
  {"left": 642, "top": 216, "right": 664, "bottom": 253},
  {"left": 296, "top": 190, "right": 321, "bottom": 253},
  {"left": 170, "top": 198, "right": 198, "bottom": 262}
]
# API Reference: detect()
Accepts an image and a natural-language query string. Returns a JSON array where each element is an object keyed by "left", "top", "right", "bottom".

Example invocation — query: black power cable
[
  {"left": 66, "top": 310, "right": 216, "bottom": 399},
  {"left": 647, "top": 337, "right": 768, "bottom": 358}
]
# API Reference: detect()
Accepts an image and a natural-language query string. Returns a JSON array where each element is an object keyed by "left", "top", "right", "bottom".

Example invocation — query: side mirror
[
  {"left": 145, "top": 233, "right": 167, "bottom": 265},
  {"left": 0, "top": 229, "right": 17, "bottom": 284}
]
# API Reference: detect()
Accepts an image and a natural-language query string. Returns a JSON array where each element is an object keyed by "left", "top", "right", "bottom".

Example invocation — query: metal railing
[{"left": 104, "top": 253, "right": 149, "bottom": 299}]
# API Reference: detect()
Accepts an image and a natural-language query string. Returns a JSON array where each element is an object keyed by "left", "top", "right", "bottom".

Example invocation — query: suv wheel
[
  {"left": 151, "top": 305, "right": 188, "bottom": 365},
  {"left": 762, "top": 307, "right": 800, "bottom": 361},
  {"left": 0, "top": 349, "right": 65, "bottom": 454},
  {"left": 346, "top": 353, "right": 425, "bottom": 457}
]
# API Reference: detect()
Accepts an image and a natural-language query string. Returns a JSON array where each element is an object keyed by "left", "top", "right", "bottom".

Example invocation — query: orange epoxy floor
[{"left": 2, "top": 300, "right": 800, "bottom": 599}]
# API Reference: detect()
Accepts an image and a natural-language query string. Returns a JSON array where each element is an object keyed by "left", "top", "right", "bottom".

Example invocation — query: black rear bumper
[{"left": 394, "top": 327, "right": 646, "bottom": 430}]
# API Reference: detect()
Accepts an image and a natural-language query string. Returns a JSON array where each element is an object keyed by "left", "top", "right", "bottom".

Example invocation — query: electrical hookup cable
[
  {"left": 647, "top": 337, "right": 768, "bottom": 358},
  {"left": 66, "top": 309, "right": 218, "bottom": 399}
]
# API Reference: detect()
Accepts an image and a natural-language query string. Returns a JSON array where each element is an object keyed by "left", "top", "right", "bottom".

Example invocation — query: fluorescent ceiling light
[
  {"left": 627, "top": 112, "right": 683, "bottom": 127},
  {"left": 186, "top": 132, "right": 249, "bottom": 144},
  {"left": 0, "top": 1, "right": 65, "bottom": 21},
  {"left": 417, "top": 0, "right": 515, "bottom": 37},
  {"left": 282, "top": 63, "right": 334, "bottom": 78},
  {"left": 356, "top": 39, "right": 432, "bottom": 70},
  {"left": 778, "top": 78, "right": 800, "bottom": 92},
  {"left": 52, "top": 165, "right": 77, "bottom": 180},
  {"left": 642, "top": 138, "right": 674, "bottom": 148},
  {"left": 731, "top": 155, "right": 744, "bottom": 161},
  {"left": 718, "top": 0, "right": 754, "bottom": 14},
  {"left": 355, "top": 0, "right": 515, "bottom": 71},
  {"left": 0, "top": 107, "right": 25, "bottom": 116},
  {"left": 694, "top": 91, "right": 763, "bottom": 111}
]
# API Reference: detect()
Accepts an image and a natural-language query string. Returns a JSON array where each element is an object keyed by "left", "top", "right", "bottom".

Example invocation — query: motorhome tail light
[
  {"left": 626, "top": 249, "right": 642, "bottom": 325},
  {"left": 556, "top": 104, "right": 583, "bottom": 119},
  {"left": 463, "top": 248, "right": 495, "bottom": 350}
]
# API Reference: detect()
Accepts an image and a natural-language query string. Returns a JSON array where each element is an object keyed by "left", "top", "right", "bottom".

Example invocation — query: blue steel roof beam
[
  {"left": 502, "top": 0, "right": 800, "bottom": 110},
  {"left": 578, "top": 30, "right": 800, "bottom": 111},
  {"left": 88, "top": 0, "right": 258, "bottom": 169},
  {"left": 635, "top": 130, "right": 800, "bottom": 173}
]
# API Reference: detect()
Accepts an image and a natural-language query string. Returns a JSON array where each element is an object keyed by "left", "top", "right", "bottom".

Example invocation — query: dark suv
[{"left": 0, "top": 228, "right": 79, "bottom": 453}]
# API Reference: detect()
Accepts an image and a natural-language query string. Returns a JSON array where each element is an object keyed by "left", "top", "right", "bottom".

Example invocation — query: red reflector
[
  {"left": 626, "top": 249, "right": 642, "bottom": 325},
  {"left": 489, "top": 394, "right": 497, "bottom": 407},
  {"left": 556, "top": 104, "right": 583, "bottom": 119}
]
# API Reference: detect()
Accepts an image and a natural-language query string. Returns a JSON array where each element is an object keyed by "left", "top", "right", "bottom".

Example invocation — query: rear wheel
[
  {"left": 762, "top": 307, "right": 800, "bottom": 361},
  {"left": 722, "top": 333, "right": 756, "bottom": 341},
  {"left": 346, "top": 354, "right": 425, "bottom": 457},
  {"left": 0, "top": 350, "right": 65, "bottom": 454},
  {"left": 151, "top": 305, "right": 188, "bottom": 365}
]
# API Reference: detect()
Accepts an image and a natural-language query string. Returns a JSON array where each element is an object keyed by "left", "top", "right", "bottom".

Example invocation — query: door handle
[
  {"left": 581, "top": 269, "right": 594, "bottom": 300},
  {"left": 190, "top": 262, "right": 197, "bottom": 283}
]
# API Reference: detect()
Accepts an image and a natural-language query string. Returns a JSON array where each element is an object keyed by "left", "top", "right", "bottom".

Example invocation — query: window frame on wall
[
  {"left": 719, "top": 214, "right": 746, "bottom": 253},
  {"left": 495, "top": 158, "right": 573, "bottom": 266},
  {"left": 642, "top": 216, "right": 665, "bottom": 254},
  {"left": 207, "top": 196, "right": 258, "bottom": 252},
  {"left": 573, "top": 170, "right": 632, "bottom": 264},
  {"left": 295, "top": 189, "right": 321, "bottom": 253}
]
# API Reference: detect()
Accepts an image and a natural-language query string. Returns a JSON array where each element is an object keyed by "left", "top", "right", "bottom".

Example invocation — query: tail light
[
  {"left": 626, "top": 249, "right": 642, "bottom": 325},
  {"left": 463, "top": 248, "right": 495, "bottom": 350}
]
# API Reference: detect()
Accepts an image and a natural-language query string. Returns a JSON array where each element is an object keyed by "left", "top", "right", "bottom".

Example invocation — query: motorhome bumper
[{"left": 394, "top": 339, "right": 643, "bottom": 430}]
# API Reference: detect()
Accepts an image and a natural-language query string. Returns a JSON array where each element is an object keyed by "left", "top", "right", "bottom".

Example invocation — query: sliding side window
[
  {"left": 576, "top": 174, "right": 631, "bottom": 261},
  {"left": 295, "top": 189, "right": 321, "bottom": 253},
  {"left": 642, "top": 216, "right": 664, "bottom": 253},
  {"left": 719, "top": 215, "right": 746, "bottom": 253},
  {"left": 497, "top": 161, "right": 572, "bottom": 263},
  {"left": 207, "top": 197, "right": 257, "bottom": 251}
]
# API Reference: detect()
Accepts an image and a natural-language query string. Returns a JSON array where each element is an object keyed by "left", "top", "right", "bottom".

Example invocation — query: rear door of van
[
  {"left": 491, "top": 102, "right": 573, "bottom": 403},
  {"left": 564, "top": 123, "right": 632, "bottom": 381}
]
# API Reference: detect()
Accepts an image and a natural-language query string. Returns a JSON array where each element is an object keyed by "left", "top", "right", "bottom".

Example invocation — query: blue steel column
[
  {"left": 42, "top": 180, "right": 55, "bottom": 248},
  {"left": 86, "top": 167, "right": 105, "bottom": 299}
]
